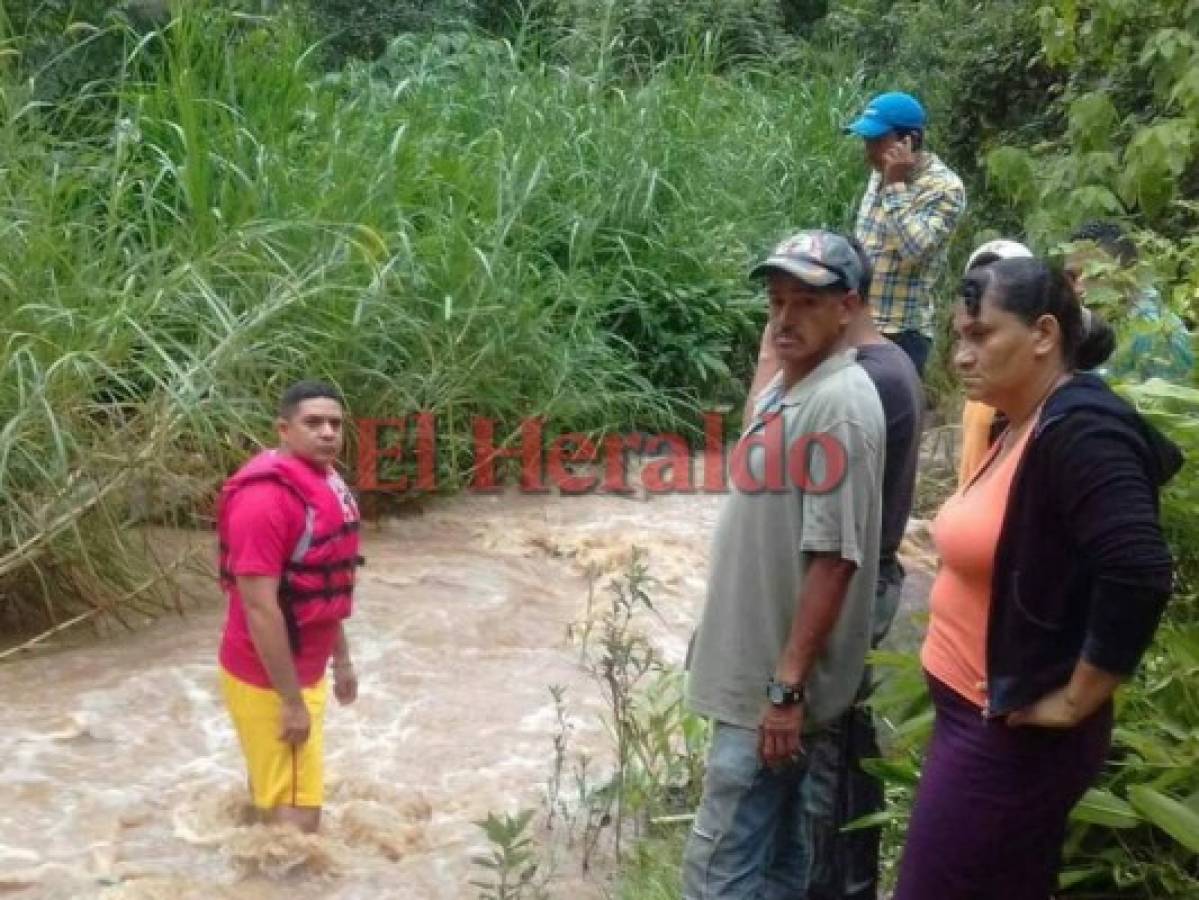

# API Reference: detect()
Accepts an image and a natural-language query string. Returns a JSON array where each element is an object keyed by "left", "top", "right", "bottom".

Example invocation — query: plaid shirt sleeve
[{"left": 879, "top": 175, "right": 966, "bottom": 262}]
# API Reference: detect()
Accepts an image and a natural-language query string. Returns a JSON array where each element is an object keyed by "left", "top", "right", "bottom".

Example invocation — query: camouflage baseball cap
[{"left": 750, "top": 230, "right": 864, "bottom": 293}]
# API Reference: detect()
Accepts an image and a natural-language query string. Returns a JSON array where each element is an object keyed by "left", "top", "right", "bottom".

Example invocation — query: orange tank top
[{"left": 921, "top": 423, "right": 1033, "bottom": 708}]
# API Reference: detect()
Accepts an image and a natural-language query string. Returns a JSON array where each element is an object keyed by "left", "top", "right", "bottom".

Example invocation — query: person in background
[
  {"left": 217, "top": 380, "right": 363, "bottom": 833},
  {"left": 803, "top": 238, "right": 924, "bottom": 900},
  {"left": 848, "top": 91, "right": 967, "bottom": 377},
  {"left": 685, "top": 231, "right": 884, "bottom": 899},
  {"left": 1066, "top": 220, "right": 1194, "bottom": 384},
  {"left": 956, "top": 239, "right": 1034, "bottom": 487},
  {"left": 893, "top": 258, "right": 1181, "bottom": 900}
]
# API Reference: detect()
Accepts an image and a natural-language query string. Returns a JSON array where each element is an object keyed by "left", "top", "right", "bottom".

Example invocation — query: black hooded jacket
[{"left": 984, "top": 374, "right": 1183, "bottom": 718}]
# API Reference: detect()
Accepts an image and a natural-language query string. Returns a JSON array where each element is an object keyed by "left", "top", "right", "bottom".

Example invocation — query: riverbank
[{"left": 0, "top": 470, "right": 941, "bottom": 899}]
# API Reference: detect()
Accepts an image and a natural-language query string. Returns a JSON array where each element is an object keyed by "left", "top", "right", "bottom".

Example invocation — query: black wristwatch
[{"left": 766, "top": 678, "right": 806, "bottom": 707}]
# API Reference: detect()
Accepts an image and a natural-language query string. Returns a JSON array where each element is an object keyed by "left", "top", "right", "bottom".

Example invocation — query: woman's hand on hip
[{"left": 1006, "top": 687, "right": 1081, "bottom": 729}]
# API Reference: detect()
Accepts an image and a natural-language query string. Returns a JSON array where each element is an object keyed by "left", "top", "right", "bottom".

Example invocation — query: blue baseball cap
[{"left": 845, "top": 92, "right": 926, "bottom": 140}]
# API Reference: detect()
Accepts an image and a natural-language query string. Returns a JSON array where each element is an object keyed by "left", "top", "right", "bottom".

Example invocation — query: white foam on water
[{"left": 0, "top": 488, "right": 721, "bottom": 897}]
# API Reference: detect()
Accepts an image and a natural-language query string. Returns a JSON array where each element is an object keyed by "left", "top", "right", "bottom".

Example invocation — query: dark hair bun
[{"left": 1076, "top": 309, "right": 1117, "bottom": 371}]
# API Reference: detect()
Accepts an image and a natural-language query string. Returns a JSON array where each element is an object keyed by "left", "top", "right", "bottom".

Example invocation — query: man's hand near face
[{"left": 883, "top": 135, "right": 918, "bottom": 186}]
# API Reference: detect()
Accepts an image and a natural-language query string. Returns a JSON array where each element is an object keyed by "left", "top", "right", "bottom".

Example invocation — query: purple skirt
[{"left": 893, "top": 672, "right": 1112, "bottom": 900}]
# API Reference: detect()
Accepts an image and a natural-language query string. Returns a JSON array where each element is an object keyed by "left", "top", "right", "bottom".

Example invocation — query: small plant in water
[
  {"left": 470, "top": 809, "right": 548, "bottom": 900},
  {"left": 543, "top": 683, "right": 572, "bottom": 835},
  {"left": 478, "top": 551, "right": 712, "bottom": 888},
  {"left": 565, "top": 546, "right": 682, "bottom": 868}
]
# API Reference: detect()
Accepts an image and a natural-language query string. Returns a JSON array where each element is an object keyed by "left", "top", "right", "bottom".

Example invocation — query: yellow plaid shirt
[{"left": 854, "top": 153, "right": 966, "bottom": 337}]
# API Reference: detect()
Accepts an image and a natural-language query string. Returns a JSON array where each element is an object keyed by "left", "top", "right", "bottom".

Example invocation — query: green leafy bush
[{"left": 984, "top": 0, "right": 1199, "bottom": 243}]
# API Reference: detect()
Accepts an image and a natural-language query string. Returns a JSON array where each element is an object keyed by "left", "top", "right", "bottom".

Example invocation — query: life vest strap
[{"left": 279, "top": 583, "right": 354, "bottom": 602}]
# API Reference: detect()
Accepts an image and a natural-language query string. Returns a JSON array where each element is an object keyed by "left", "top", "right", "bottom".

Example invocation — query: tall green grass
[{"left": 0, "top": 5, "right": 866, "bottom": 636}]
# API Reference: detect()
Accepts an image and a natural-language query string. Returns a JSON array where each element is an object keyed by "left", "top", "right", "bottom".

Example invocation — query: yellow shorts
[{"left": 220, "top": 668, "right": 327, "bottom": 809}]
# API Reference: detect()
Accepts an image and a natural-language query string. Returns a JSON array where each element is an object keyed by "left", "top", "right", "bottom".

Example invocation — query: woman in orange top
[{"left": 894, "top": 258, "right": 1181, "bottom": 900}]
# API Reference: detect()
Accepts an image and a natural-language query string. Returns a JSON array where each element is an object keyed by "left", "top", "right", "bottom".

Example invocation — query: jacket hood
[{"left": 1038, "top": 373, "right": 1184, "bottom": 487}]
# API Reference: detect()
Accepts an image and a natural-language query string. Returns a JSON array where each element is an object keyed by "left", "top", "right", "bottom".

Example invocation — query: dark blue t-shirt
[{"left": 855, "top": 342, "right": 923, "bottom": 559}]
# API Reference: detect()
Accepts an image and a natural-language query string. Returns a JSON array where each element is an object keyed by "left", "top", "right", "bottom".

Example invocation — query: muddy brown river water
[{"left": 0, "top": 487, "right": 934, "bottom": 900}]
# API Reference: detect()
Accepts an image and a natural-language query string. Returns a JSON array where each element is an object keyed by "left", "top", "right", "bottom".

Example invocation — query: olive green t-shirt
[{"left": 686, "top": 350, "right": 885, "bottom": 730}]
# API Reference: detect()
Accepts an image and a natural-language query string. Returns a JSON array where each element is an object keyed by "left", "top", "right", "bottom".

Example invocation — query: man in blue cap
[{"left": 847, "top": 91, "right": 966, "bottom": 377}]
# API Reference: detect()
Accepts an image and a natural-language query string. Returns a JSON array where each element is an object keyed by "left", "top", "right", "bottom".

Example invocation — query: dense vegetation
[
  {"left": 2, "top": 0, "right": 1196, "bottom": 896},
  {"left": 0, "top": 2, "right": 863, "bottom": 636}
]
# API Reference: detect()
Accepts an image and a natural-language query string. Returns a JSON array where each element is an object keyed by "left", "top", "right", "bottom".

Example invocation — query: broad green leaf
[
  {"left": 1186, "top": 786, "right": 1199, "bottom": 816},
  {"left": 858, "top": 756, "right": 920, "bottom": 786},
  {"left": 1169, "top": 63, "right": 1199, "bottom": 117},
  {"left": 1068, "top": 92, "right": 1118, "bottom": 151},
  {"left": 1074, "top": 150, "right": 1119, "bottom": 185},
  {"left": 1057, "top": 866, "right": 1105, "bottom": 890},
  {"left": 840, "top": 809, "right": 902, "bottom": 832},
  {"left": 891, "top": 707, "right": 935, "bottom": 745},
  {"left": 1070, "top": 788, "right": 1141, "bottom": 829},
  {"left": 1111, "top": 725, "right": 1169, "bottom": 764},
  {"left": 985, "top": 147, "right": 1037, "bottom": 207},
  {"left": 1118, "top": 119, "right": 1196, "bottom": 215},
  {"left": 1023, "top": 204, "right": 1072, "bottom": 250},
  {"left": 1037, "top": 4, "right": 1076, "bottom": 65},
  {"left": 1120, "top": 379, "right": 1199, "bottom": 407},
  {"left": 1138, "top": 28, "right": 1199, "bottom": 103},
  {"left": 1066, "top": 185, "right": 1125, "bottom": 219},
  {"left": 1128, "top": 785, "right": 1199, "bottom": 853}
]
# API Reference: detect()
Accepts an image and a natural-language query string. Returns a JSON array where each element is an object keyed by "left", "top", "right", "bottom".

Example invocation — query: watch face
[{"left": 766, "top": 681, "right": 802, "bottom": 705}]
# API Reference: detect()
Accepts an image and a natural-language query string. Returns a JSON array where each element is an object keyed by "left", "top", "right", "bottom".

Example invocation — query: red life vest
[{"left": 217, "top": 450, "right": 362, "bottom": 653}]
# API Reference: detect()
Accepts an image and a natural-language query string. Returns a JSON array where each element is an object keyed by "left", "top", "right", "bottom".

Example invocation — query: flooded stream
[{"left": 0, "top": 486, "right": 934, "bottom": 899}]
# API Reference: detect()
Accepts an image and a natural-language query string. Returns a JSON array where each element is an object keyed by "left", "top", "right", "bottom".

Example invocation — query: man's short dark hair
[
  {"left": 1071, "top": 220, "right": 1138, "bottom": 266},
  {"left": 278, "top": 380, "right": 344, "bottom": 419}
]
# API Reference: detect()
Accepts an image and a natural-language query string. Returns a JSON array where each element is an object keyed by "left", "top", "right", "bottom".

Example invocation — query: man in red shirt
[{"left": 217, "top": 380, "right": 362, "bottom": 833}]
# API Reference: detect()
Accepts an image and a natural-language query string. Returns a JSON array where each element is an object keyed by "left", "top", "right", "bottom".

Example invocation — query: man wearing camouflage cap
[{"left": 683, "top": 230, "right": 886, "bottom": 899}]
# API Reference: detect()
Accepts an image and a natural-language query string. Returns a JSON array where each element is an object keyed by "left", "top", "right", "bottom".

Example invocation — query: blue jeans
[
  {"left": 682, "top": 721, "right": 815, "bottom": 900},
  {"left": 888, "top": 330, "right": 931, "bottom": 378}
]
